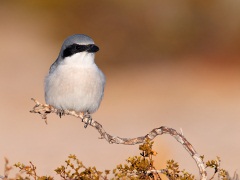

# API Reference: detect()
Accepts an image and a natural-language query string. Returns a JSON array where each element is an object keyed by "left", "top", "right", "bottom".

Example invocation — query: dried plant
[
  {"left": 0, "top": 98, "right": 237, "bottom": 179},
  {"left": 29, "top": 99, "right": 206, "bottom": 179},
  {"left": 1, "top": 140, "right": 236, "bottom": 180}
]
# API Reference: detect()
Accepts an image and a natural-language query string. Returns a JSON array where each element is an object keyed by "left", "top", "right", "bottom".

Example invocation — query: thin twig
[{"left": 30, "top": 98, "right": 207, "bottom": 180}]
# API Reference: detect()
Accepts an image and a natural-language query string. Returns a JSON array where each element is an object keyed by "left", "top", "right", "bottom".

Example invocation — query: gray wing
[{"left": 49, "top": 59, "right": 60, "bottom": 74}]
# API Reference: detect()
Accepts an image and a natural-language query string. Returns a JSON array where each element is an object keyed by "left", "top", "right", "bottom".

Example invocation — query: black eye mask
[{"left": 62, "top": 44, "right": 99, "bottom": 58}]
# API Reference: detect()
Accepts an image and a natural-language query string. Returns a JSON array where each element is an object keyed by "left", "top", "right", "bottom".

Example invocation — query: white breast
[{"left": 44, "top": 53, "right": 105, "bottom": 113}]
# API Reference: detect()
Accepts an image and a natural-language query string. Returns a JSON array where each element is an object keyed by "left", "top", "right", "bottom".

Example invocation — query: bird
[{"left": 44, "top": 34, "right": 105, "bottom": 127}]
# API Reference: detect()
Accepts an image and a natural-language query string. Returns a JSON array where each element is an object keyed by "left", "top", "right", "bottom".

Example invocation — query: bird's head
[{"left": 58, "top": 34, "right": 99, "bottom": 66}]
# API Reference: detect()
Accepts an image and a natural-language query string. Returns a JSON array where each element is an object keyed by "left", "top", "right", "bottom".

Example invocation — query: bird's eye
[
  {"left": 75, "top": 45, "right": 81, "bottom": 50},
  {"left": 75, "top": 44, "right": 87, "bottom": 52}
]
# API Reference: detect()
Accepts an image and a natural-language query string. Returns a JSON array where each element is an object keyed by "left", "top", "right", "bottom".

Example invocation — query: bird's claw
[
  {"left": 83, "top": 112, "right": 92, "bottom": 128},
  {"left": 56, "top": 109, "right": 64, "bottom": 118}
]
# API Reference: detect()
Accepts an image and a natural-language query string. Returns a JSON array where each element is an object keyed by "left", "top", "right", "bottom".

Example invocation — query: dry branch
[{"left": 30, "top": 98, "right": 207, "bottom": 180}]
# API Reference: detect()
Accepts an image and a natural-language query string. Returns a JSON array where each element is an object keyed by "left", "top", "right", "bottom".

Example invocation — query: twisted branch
[{"left": 30, "top": 98, "right": 207, "bottom": 180}]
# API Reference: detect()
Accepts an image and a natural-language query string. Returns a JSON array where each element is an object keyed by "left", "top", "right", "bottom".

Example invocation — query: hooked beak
[{"left": 87, "top": 44, "right": 99, "bottom": 53}]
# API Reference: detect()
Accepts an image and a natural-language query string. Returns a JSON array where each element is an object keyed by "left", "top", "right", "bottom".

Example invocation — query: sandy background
[{"left": 0, "top": 1, "right": 240, "bottom": 179}]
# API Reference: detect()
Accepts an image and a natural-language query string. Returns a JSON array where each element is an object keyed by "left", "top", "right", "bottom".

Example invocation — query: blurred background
[{"left": 0, "top": 0, "right": 240, "bottom": 178}]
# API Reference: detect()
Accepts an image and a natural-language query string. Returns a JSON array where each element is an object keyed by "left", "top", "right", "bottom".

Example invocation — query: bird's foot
[
  {"left": 82, "top": 112, "right": 92, "bottom": 128},
  {"left": 56, "top": 109, "right": 64, "bottom": 118}
]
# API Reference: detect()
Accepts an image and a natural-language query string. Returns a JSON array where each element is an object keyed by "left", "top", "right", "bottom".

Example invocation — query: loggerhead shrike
[{"left": 44, "top": 34, "right": 105, "bottom": 127}]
